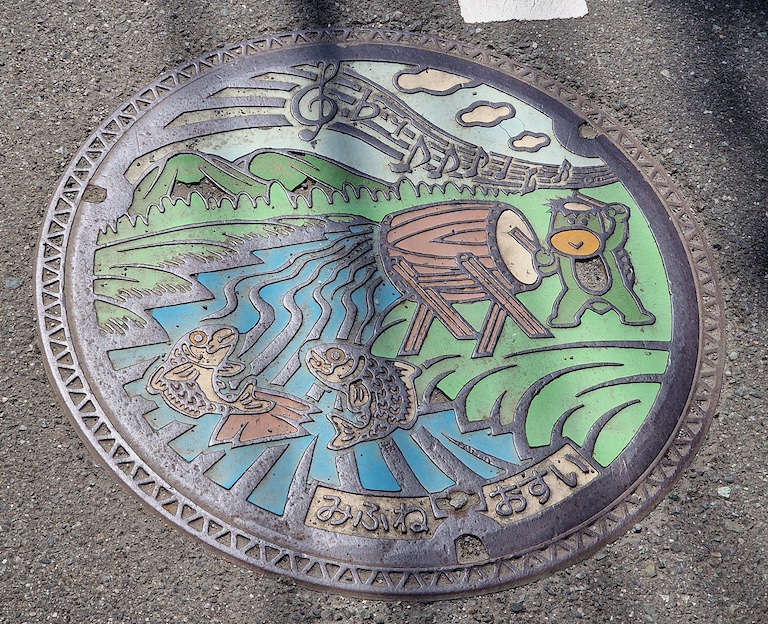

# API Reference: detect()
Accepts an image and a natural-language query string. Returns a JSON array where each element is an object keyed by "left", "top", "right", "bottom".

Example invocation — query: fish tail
[
  {"left": 147, "top": 367, "right": 165, "bottom": 395},
  {"left": 327, "top": 413, "right": 366, "bottom": 450}
]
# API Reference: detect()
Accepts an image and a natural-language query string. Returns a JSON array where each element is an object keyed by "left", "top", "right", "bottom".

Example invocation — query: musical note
[
  {"left": 291, "top": 62, "right": 340, "bottom": 142},
  {"left": 466, "top": 147, "right": 490, "bottom": 178},
  {"left": 494, "top": 155, "right": 513, "bottom": 181},
  {"left": 551, "top": 159, "right": 573, "bottom": 184},
  {"left": 428, "top": 144, "right": 461, "bottom": 178},
  {"left": 350, "top": 88, "right": 381, "bottom": 122},
  {"left": 521, "top": 166, "right": 539, "bottom": 195},
  {"left": 390, "top": 117, "right": 408, "bottom": 139},
  {"left": 391, "top": 135, "right": 432, "bottom": 174}
]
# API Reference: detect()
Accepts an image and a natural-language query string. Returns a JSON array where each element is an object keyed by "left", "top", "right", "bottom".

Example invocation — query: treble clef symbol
[{"left": 291, "top": 62, "right": 340, "bottom": 142}]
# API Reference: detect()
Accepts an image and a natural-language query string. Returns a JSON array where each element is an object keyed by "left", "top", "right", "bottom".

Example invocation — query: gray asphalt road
[{"left": 2, "top": 0, "right": 767, "bottom": 622}]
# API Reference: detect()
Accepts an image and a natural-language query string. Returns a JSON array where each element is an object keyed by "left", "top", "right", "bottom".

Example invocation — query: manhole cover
[{"left": 37, "top": 29, "right": 723, "bottom": 598}]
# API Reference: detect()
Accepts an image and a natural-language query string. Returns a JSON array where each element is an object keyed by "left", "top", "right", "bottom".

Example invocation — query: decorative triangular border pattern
[{"left": 35, "top": 28, "right": 724, "bottom": 599}]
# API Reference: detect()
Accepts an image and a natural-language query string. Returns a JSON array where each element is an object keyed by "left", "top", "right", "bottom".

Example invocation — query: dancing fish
[
  {"left": 305, "top": 343, "right": 419, "bottom": 450},
  {"left": 148, "top": 326, "right": 313, "bottom": 445}
]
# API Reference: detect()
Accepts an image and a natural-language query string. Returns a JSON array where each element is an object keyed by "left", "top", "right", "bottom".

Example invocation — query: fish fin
[
  {"left": 393, "top": 361, "right": 418, "bottom": 381},
  {"left": 164, "top": 362, "right": 200, "bottom": 382},
  {"left": 147, "top": 367, "right": 165, "bottom": 393},
  {"left": 327, "top": 413, "right": 363, "bottom": 450},
  {"left": 234, "top": 383, "right": 275, "bottom": 412},
  {"left": 347, "top": 379, "right": 371, "bottom": 408},
  {"left": 218, "top": 361, "right": 245, "bottom": 377},
  {"left": 393, "top": 361, "right": 419, "bottom": 423}
]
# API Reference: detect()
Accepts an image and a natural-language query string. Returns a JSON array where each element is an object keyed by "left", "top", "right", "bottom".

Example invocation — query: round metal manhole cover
[{"left": 37, "top": 29, "right": 723, "bottom": 598}]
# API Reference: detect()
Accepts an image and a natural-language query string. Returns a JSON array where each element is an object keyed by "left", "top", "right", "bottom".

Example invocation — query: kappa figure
[{"left": 537, "top": 192, "right": 655, "bottom": 328}]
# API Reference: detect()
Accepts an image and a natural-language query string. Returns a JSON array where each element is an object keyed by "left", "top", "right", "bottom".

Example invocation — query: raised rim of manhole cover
[{"left": 36, "top": 28, "right": 724, "bottom": 599}]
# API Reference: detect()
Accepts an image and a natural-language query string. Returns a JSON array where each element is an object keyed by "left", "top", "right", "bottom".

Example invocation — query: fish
[
  {"left": 148, "top": 326, "right": 313, "bottom": 445},
  {"left": 305, "top": 343, "right": 419, "bottom": 450}
]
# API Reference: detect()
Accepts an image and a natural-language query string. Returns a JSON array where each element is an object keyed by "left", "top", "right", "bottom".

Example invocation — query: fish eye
[
  {"left": 327, "top": 347, "right": 345, "bottom": 362},
  {"left": 190, "top": 331, "right": 207, "bottom": 344}
]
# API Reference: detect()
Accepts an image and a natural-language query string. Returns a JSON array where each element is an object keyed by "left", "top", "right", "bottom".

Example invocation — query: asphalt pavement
[{"left": 1, "top": 0, "right": 767, "bottom": 622}]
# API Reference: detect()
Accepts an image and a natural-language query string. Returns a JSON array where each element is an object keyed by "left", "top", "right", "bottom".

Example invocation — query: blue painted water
[{"left": 111, "top": 224, "right": 522, "bottom": 514}]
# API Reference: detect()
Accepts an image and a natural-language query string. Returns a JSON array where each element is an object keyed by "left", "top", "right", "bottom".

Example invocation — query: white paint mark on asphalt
[{"left": 458, "top": 0, "right": 588, "bottom": 23}]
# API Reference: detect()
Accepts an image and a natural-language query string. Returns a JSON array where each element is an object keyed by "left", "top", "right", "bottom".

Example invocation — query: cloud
[
  {"left": 508, "top": 131, "right": 551, "bottom": 152},
  {"left": 394, "top": 68, "right": 478, "bottom": 95},
  {"left": 457, "top": 102, "right": 516, "bottom": 127}
]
